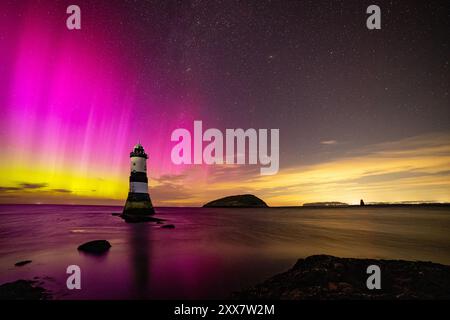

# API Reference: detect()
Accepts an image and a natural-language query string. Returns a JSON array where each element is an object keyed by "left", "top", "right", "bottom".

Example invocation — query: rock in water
[
  {"left": 77, "top": 240, "right": 111, "bottom": 255},
  {"left": 0, "top": 280, "right": 49, "bottom": 300},
  {"left": 15, "top": 260, "right": 32, "bottom": 267},
  {"left": 161, "top": 224, "right": 175, "bottom": 229},
  {"left": 120, "top": 214, "right": 165, "bottom": 223},
  {"left": 203, "top": 194, "right": 268, "bottom": 208},
  {"left": 233, "top": 255, "right": 450, "bottom": 299}
]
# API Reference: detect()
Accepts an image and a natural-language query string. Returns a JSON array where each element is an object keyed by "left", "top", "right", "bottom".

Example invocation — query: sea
[{"left": 0, "top": 204, "right": 449, "bottom": 299}]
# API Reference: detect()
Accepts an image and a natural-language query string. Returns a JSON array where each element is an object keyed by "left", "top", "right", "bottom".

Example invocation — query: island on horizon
[{"left": 203, "top": 194, "right": 268, "bottom": 208}]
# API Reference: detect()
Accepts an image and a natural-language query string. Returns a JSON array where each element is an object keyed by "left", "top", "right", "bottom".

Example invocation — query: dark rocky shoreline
[
  {"left": 233, "top": 255, "right": 450, "bottom": 300},
  {"left": 2, "top": 255, "right": 450, "bottom": 299},
  {"left": 0, "top": 280, "right": 49, "bottom": 300}
]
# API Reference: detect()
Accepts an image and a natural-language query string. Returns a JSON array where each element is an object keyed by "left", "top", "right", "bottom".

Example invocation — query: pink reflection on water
[{"left": 2, "top": 205, "right": 450, "bottom": 299}]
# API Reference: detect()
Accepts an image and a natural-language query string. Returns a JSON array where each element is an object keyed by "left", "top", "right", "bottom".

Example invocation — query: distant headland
[
  {"left": 202, "top": 195, "right": 450, "bottom": 209},
  {"left": 303, "top": 202, "right": 349, "bottom": 207},
  {"left": 203, "top": 194, "right": 268, "bottom": 208}
]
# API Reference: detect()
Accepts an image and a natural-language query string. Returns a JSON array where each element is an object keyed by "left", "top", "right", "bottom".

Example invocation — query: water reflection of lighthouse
[{"left": 122, "top": 143, "right": 155, "bottom": 216}]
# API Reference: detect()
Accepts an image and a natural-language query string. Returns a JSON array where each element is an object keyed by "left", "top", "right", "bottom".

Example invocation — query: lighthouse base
[{"left": 122, "top": 192, "right": 155, "bottom": 216}]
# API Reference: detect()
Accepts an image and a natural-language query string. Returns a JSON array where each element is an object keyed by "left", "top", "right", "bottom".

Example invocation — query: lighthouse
[{"left": 122, "top": 143, "right": 155, "bottom": 216}]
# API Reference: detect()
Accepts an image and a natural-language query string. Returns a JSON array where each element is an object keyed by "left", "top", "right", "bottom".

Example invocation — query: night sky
[{"left": 0, "top": 0, "right": 449, "bottom": 206}]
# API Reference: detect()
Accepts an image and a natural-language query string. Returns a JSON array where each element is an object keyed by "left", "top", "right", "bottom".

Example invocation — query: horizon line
[{"left": 0, "top": 202, "right": 449, "bottom": 208}]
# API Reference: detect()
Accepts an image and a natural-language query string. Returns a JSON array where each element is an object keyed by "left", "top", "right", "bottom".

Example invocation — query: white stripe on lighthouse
[
  {"left": 130, "top": 157, "right": 147, "bottom": 173},
  {"left": 130, "top": 182, "right": 148, "bottom": 194}
]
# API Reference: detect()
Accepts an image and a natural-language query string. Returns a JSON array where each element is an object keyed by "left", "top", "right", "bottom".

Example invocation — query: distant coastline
[
  {"left": 277, "top": 203, "right": 450, "bottom": 209},
  {"left": 201, "top": 194, "right": 450, "bottom": 209}
]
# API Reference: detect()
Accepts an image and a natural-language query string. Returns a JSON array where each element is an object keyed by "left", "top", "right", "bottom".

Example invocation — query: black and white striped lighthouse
[{"left": 122, "top": 143, "right": 155, "bottom": 216}]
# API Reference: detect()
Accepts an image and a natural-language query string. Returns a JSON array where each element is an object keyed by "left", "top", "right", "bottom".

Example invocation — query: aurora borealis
[{"left": 0, "top": 1, "right": 449, "bottom": 206}]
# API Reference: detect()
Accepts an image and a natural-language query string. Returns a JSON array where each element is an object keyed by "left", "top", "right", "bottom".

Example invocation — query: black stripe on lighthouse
[{"left": 130, "top": 172, "right": 148, "bottom": 183}]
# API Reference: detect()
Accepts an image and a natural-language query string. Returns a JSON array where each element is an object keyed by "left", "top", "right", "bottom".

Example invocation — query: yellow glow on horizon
[
  {"left": 190, "top": 133, "right": 450, "bottom": 206},
  {"left": 1, "top": 132, "right": 449, "bottom": 206},
  {"left": 0, "top": 161, "right": 128, "bottom": 201}
]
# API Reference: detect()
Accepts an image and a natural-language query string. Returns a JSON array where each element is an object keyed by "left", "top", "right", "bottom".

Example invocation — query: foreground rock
[
  {"left": 77, "top": 240, "right": 111, "bottom": 255},
  {"left": 203, "top": 194, "right": 268, "bottom": 208},
  {"left": 233, "top": 255, "right": 450, "bottom": 300},
  {"left": 120, "top": 214, "right": 165, "bottom": 223},
  {"left": 14, "top": 260, "right": 32, "bottom": 267},
  {"left": 0, "top": 280, "right": 49, "bottom": 300}
]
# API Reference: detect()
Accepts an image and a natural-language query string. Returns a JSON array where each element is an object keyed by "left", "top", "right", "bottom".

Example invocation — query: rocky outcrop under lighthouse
[
  {"left": 122, "top": 190, "right": 157, "bottom": 222},
  {"left": 123, "top": 192, "right": 155, "bottom": 215}
]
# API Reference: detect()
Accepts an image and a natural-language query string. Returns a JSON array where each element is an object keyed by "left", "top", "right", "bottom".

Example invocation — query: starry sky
[{"left": 0, "top": 0, "right": 449, "bottom": 206}]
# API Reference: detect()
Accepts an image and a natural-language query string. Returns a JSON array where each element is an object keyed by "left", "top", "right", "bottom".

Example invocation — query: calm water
[{"left": 0, "top": 205, "right": 449, "bottom": 299}]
